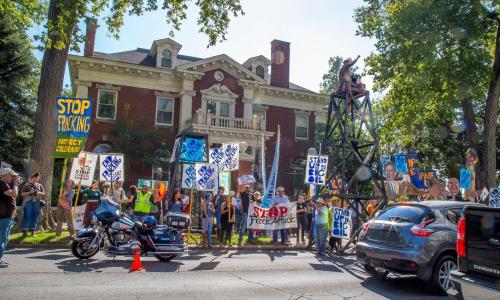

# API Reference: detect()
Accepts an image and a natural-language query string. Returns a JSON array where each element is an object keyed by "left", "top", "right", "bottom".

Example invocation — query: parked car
[
  {"left": 356, "top": 201, "right": 478, "bottom": 294},
  {"left": 447, "top": 205, "right": 500, "bottom": 300}
]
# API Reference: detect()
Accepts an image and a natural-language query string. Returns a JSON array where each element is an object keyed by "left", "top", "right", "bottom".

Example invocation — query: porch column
[
  {"left": 74, "top": 80, "right": 92, "bottom": 98},
  {"left": 179, "top": 92, "right": 193, "bottom": 131}
]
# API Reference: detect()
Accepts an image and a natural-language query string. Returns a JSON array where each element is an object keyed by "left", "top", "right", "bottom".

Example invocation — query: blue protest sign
[
  {"left": 489, "top": 188, "right": 500, "bottom": 207},
  {"left": 99, "top": 154, "right": 124, "bottom": 182},
  {"left": 195, "top": 163, "right": 217, "bottom": 192},
  {"left": 304, "top": 155, "right": 328, "bottom": 185},
  {"left": 179, "top": 136, "right": 207, "bottom": 163},
  {"left": 405, "top": 154, "right": 418, "bottom": 176},
  {"left": 332, "top": 207, "right": 351, "bottom": 239},
  {"left": 222, "top": 143, "right": 239, "bottom": 171},
  {"left": 394, "top": 155, "right": 408, "bottom": 173},
  {"left": 460, "top": 169, "right": 472, "bottom": 190},
  {"left": 410, "top": 169, "right": 435, "bottom": 191}
]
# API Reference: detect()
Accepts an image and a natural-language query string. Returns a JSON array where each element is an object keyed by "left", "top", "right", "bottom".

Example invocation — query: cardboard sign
[
  {"left": 489, "top": 188, "right": 500, "bottom": 207},
  {"left": 99, "top": 154, "right": 124, "bottom": 182},
  {"left": 221, "top": 142, "right": 239, "bottom": 171},
  {"left": 195, "top": 163, "right": 218, "bottom": 192},
  {"left": 410, "top": 169, "right": 435, "bottom": 191},
  {"left": 394, "top": 155, "right": 408, "bottom": 173},
  {"left": 406, "top": 154, "right": 418, "bottom": 176},
  {"left": 332, "top": 207, "right": 351, "bottom": 239},
  {"left": 247, "top": 202, "right": 297, "bottom": 230},
  {"left": 72, "top": 205, "right": 86, "bottom": 231},
  {"left": 238, "top": 175, "right": 256, "bottom": 185},
  {"left": 209, "top": 148, "right": 225, "bottom": 171},
  {"left": 54, "top": 97, "right": 93, "bottom": 158},
  {"left": 305, "top": 155, "right": 328, "bottom": 185},
  {"left": 181, "top": 164, "right": 196, "bottom": 189},
  {"left": 480, "top": 187, "right": 489, "bottom": 201},
  {"left": 218, "top": 172, "right": 230, "bottom": 196},
  {"left": 460, "top": 168, "right": 472, "bottom": 190},
  {"left": 68, "top": 152, "right": 98, "bottom": 186}
]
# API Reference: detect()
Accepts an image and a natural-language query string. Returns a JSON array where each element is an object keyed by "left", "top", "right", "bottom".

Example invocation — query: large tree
[
  {"left": 355, "top": 0, "right": 499, "bottom": 187},
  {"left": 29, "top": 0, "right": 244, "bottom": 226},
  {"left": 0, "top": 11, "right": 39, "bottom": 171}
]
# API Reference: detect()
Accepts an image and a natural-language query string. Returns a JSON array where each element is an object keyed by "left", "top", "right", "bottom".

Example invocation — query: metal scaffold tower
[{"left": 320, "top": 87, "right": 388, "bottom": 252}]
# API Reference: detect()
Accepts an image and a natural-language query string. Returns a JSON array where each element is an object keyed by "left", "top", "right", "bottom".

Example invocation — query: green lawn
[{"left": 9, "top": 231, "right": 273, "bottom": 246}]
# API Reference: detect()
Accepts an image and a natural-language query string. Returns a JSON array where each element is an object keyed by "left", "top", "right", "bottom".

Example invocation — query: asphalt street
[{"left": 0, "top": 247, "right": 446, "bottom": 300}]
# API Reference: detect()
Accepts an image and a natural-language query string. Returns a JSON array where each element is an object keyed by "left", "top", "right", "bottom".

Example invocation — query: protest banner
[
  {"left": 72, "top": 204, "right": 86, "bottom": 231},
  {"left": 480, "top": 187, "right": 489, "bottom": 202},
  {"left": 181, "top": 164, "right": 196, "bottom": 189},
  {"left": 406, "top": 154, "right": 418, "bottom": 176},
  {"left": 305, "top": 155, "right": 328, "bottom": 185},
  {"left": 327, "top": 177, "right": 342, "bottom": 195},
  {"left": 332, "top": 207, "right": 351, "bottom": 239},
  {"left": 238, "top": 175, "right": 257, "bottom": 186},
  {"left": 262, "top": 126, "right": 281, "bottom": 208},
  {"left": 54, "top": 97, "right": 93, "bottom": 158},
  {"left": 68, "top": 152, "right": 98, "bottom": 187},
  {"left": 209, "top": 148, "right": 225, "bottom": 171},
  {"left": 247, "top": 202, "right": 297, "bottom": 230},
  {"left": 459, "top": 168, "right": 472, "bottom": 190},
  {"left": 410, "top": 170, "right": 435, "bottom": 191},
  {"left": 489, "top": 188, "right": 500, "bottom": 207},
  {"left": 219, "top": 172, "right": 230, "bottom": 195},
  {"left": 99, "top": 154, "right": 124, "bottom": 183},
  {"left": 195, "top": 163, "right": 218, "bottom": 192},
  {"left": 179, "top": 136, "right": 207, "bottom": 163},
  {"left": 221, "top": 142, "right": 239, "bottom": 171},
  {"left": 394, "top": 154, "right": 408, "bottom": 173}
]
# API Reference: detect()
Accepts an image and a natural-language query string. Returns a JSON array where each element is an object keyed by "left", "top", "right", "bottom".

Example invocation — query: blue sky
[{"left": 32, "top": 0, "right": 375, "bottom": 92}]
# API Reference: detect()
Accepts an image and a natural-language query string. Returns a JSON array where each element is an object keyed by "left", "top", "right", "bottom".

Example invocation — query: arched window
[
  {"left": 93, "top": 143, "right": 112, "bottom": 154},
  {"left": 161, "top": 49, "right": 172, "bottom": 68},
  {"left": 256, "top": 65, "right": 265, "bottom": 78}
]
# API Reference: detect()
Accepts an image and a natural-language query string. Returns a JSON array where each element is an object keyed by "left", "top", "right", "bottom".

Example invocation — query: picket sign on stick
[
  {"left": 187, "top": 188, "right": 194, "bottom": 247},
  {"left": 58, "top": 158, "right": 69, "bottom": 206},
  {"left": 72, "top": 152, "right": 88, "bottom": 216}
]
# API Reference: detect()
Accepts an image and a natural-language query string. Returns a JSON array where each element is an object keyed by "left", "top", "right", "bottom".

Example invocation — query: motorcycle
[{"left": 71, "top": 199, "right": 186, "bottom": 262}]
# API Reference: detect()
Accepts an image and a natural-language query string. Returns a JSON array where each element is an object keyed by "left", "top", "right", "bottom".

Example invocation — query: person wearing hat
[
  {"left": 0, "top": 168, "right": 22, "bottom": 267},
  {"left": 271, "top": 186, "right": 289, "bottom": 246},
  {"left": 315, "top": 198, "right": 329, "bottom": 256},
  {"left": 20, "top": 172, "right": 45, "bottom": 237},
  {"left": 133, "top": 180, "right": 157, "bottom": 222}
]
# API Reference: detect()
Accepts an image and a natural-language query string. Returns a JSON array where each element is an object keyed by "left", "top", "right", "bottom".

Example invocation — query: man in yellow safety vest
[{"left": 133, "top": 181, "right": 156, "bottom": 222}]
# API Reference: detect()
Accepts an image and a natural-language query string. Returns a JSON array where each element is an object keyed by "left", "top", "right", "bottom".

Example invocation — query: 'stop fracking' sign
[{"left": 53, "top": 97, "right": 93, "bottom": 158}]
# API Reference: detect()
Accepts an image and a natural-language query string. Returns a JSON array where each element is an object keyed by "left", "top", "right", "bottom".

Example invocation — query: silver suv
[{"left": 356, "top": 201, "right": 475, "bottom": 295}]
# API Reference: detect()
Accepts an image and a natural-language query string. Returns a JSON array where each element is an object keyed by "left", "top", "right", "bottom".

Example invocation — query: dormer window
[
  {"left": 161, "top": 49, "right": 173, "bottom": 68},
  {"left": 256, "top": 65, "right": 265, "bottom": 78}
]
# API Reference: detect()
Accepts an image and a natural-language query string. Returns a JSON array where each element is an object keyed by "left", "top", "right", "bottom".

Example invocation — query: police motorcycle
[{"left": 71, "top": 198, "right": 185, "bottom": 262}]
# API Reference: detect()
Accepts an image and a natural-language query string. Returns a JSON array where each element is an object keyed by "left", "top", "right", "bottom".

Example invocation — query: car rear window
[{"left": 377, "top": 205, "right": 430, "bottom": 223}]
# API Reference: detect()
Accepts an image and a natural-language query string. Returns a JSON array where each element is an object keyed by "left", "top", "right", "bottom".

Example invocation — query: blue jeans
[
  {"left": 273, "top": 229, "right": 286, "bottom": 243},
  {"left": 238, "top": 212, "right": 253, "bottom": 242},
  {"left": 23, "top": 199, "right": 41, "bottom": 231},
  {"left": 0, "top": 218, "right": 14, "bottom": 259},
  {"left": 206, "top": 222, "right": 213, "bottom": 246},
  {"left": 315, "top": 224, "right": 329, "bottom": 254}
]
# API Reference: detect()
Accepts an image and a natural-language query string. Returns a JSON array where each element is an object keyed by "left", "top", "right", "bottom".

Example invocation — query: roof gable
[{"left": 177, "top": 54, "right": 265, "bottom": 83}]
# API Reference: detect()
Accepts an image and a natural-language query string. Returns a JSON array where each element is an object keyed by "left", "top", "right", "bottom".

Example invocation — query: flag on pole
[{"left": 261, "top": 126, "right": 281, "bottom": 208}]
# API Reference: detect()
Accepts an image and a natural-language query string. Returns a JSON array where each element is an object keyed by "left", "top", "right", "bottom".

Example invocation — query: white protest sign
[
  {"left": 305, "top": 155, "right": 329, "bottom": 185},
  {"left": 72, "top": 204, "right": 86, "bottom": 231},
  {"left": 222, "top": 142, "right": 239, "bottom": 171},
  {"left": 238, "top": 175, "right": 256, "bottom": 185},
  {"left": 480, "top": 187, "right": 489, "bottom": 202},
  {"left": 247, "top": 202, "right": 297, "bottom": 230},
  {"left": 209, "top": 148, "right": 225, "bottom": 171},
  {"left": 195, "top": 163, "right": 218, "bottom": 192},
  {"left": 489, "top": 188, "right": 500, "bottom": 207},
  {"left": 219, "top": 172, "right": 230, "bottom": 196},
  {"left": 332, "top": 207, "right": 351, "bottom": 239},
  {"left": 99, "top": 154, "right": 124, "bottom": 182},
  {"left": 182, "top": 164, "right": 196, "bottom": 189},
  {"left": 69, "top": 152, "right": 98, "bottom": 186}
]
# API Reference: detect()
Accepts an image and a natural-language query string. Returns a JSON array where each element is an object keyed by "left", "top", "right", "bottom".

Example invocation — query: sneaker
[
  {"left": 0, "top": 261, "right": 8, "bottom": 268},
  {"left": 272, "top": 241, "right": 279, "bottom": 246},
  {"left": 237, "top": 241, "right": 242, "bottom": 246}
]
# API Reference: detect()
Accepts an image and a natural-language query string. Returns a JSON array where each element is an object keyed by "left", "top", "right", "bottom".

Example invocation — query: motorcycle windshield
[{"left": 95, "top": 198, "right": 120, "bottom": 219}]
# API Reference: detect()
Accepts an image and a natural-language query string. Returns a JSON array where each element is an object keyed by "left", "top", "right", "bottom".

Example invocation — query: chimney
[
  {"left": 84, "top": 18, "right": 97, "bottom": 57},
  {"left": 270, "top": 40, "right": 290, "bottom": 88}
]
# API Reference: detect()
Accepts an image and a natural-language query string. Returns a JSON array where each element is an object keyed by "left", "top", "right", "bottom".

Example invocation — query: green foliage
[
  {"left": 0, "top": 0, "right": 47, "bottom": 30},
  {"left": 0, "top": 12, "right": 39, "bottom": 170},
  {"left": 355, "top": 0, "right": 498, "bottom": 178},
  {"left": 36, "top": 0, "right": 244, "bottom": 51}
]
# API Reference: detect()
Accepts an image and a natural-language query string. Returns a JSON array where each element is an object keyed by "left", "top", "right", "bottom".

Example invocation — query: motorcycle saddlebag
[{"left": 165, "top": 212, "right": 191, "bottom": 229}]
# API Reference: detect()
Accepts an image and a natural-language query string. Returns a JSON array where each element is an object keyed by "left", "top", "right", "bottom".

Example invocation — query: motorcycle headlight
[{"left": 91, "top": 215, "right": 98, "bottom": 225}]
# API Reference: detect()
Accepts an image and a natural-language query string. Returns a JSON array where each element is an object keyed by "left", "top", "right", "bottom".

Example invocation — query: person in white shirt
[{"left": 271, "top": 186, "right": 289, "bottom": 245}]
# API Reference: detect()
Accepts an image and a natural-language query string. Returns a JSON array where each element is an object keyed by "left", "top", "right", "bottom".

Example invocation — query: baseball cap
[
  {"left": 0, "top": 168, "right": 19, "bottom": 177},
  {"left": 142, "top": 181, "right": 151, "bottom": 187}
]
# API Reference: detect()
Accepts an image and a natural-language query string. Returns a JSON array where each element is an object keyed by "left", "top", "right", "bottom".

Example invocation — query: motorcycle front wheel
[
  {"left": 71, "top": 238, "right": 100, "bottom": 259},
  {"left": 154, "top": 254, "right": 177, "bottom": 262}
]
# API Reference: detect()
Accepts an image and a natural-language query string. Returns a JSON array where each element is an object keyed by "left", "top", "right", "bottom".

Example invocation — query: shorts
[{"left": 201, "top": 217, "right": 213, "bottom": 233}]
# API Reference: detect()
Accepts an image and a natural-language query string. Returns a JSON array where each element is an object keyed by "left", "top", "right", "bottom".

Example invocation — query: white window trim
[
  {"left": 160, "top": 49, "right": 173, "bottom": 69},
  {"left": 295, "top": 114, "right": 309, "bottom": 140},
  {"left": 96, "top": 89, "right": 118, "bottom": 120},
  {"left": 155, "top": 96, "right": 175, "bottom": 126},
  {"left": 253, "top": 108, "right": 267, "bottom": 120}
]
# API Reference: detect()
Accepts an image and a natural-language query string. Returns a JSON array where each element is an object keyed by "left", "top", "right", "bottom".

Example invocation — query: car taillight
[
  {"left": 457, "top": 216, "right": 466, "bottom": 257},
  {"left": 362, "top": 221, "right": 372, "bottom": 232},
  {"left": 411, "top": 219, "right": 434, "bottom": 237}
]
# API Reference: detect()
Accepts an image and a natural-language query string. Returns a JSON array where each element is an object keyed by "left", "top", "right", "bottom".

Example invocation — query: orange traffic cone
[{"left": 129, "top": 251, "right": 144, "bottom": 272}]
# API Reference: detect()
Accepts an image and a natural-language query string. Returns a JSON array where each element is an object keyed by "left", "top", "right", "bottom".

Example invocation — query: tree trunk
[
  {"left": 460, "top": 96, "right": 483, "bottom": 190},
  {"left": 482, "top": 22, "right": 500, "bottom": 189},
  {"left": 30, "top": 0, "right": 77, "bottom": 230}
]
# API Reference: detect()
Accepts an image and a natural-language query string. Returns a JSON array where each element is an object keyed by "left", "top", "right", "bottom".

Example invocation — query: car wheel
[{"left": 431, "top": 255, "right": 457, "bottom": 295}]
